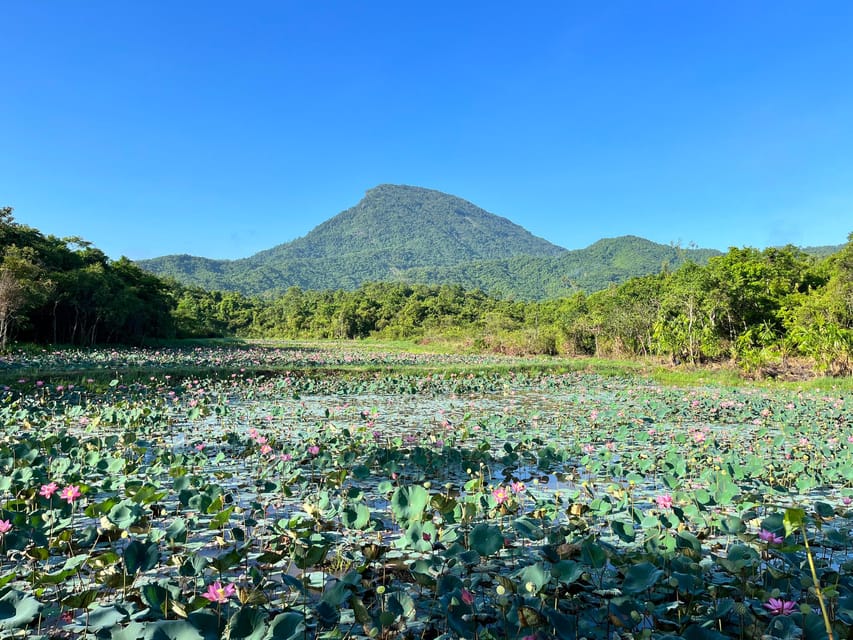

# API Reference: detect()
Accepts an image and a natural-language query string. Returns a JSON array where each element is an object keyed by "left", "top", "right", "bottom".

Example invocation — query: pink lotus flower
[
  {"left": 0, "top": 519, "right": 11, "bottom": 534},
  {"left": 510, "top": 481, "right": 526, "bottom": 494},
  {"left": 758, "top": 529, "right": 784, "bottom": 545},
  {"left": 764, "top": 597, "right": 797, "bottom": 615},
  {"left": 39, "top": 482, "right": 58, "bottom": 499},
  {"left": 60, "top": 485, "right": 82, "bottom": 504},
  {"left": 201, "top": 581, "right": 236, "bottom": 603},
  {"left": 655, "top": 494, "right": 673, "bottom": 509},
  {"left": 492, "top": 487, "right": 509, "bottom": 505},
  {"left": 308, "top": 445, "right": 320, "bottom": 456},
  {"left": 460, "top": 588, "right": 474, "bottom": 605},
  {"left": 260, "top": 444, "right": 272, "bottom": 455}
]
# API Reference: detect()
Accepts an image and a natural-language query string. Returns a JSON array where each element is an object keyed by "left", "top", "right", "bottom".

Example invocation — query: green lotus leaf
[
  {"left": 83, "top": 604, "right": 130, "bottom": 631},
  {"left": 140, "top": 582, "right": 180, "bottom": 618},
  {"left": 210, "top": 548, "right": 243, "bottom": 573},
  {"left": 469, "top": 523, "right": 503, "bottom": 557},
  {"left": 340, "top": 503, "right": 371, "bottom": 530},
  {"left": 611, "top": 519, "right": 635, "bottom": 543},
  {"left": 395, "top": 520, "right": 434, "bottom": 552},
  {"left": 621, "top": 561, "right": 663, "bottom": 594},
  {"left": 681, "top": 622, "right": 729, "bottom": 639},
  {"left": 552, "top": 560, "right": 584, "bottom": 585},
  {"left": 227, "top": 606, "right": 267, "bottom": 640},
  {"left": 719, "top": 516, "right": 745, "bottom": 535},
  {"left": 514, "top": 562, "right": 550, "bottom": 593},
  {"left": 387, "top": 590, "right": 416, "bottom": 619},
  {"left": 113, "top": 622, "right": 147, "bottom": 640},
  {"left": 390, "top": 485, "right": 429, "bottom": 524},
  {"left": 165, "top": 518, "right": 188, "bottom": 543},
  {"left": 108, "top": 500, "right": 145, "bottom": 529},
  {"left": 62, "top": 588, "right": 100, "bottom": 609},
  {"left": 293, "top": 541, "right": 329, "bottom": 570},
  {"left": 179, "top": 553, "right": 208, "bottom": 577},
  {"left": 544, "top": 609, "right": 578, "bottom": 640},
  {"left": 124, "top": 539, "right": 160, "bottom": 574},
  {"left": 141, "top": 619, "right": 205, "bottom": 640},
  {"left": 0, "top": 589, "right": 43, "bottom": 630},
  {"left": 814, "top": 501, "right": 834, "bottom": 519},
  {"left": 208, "top": 506, "right": 234, "bottom": 529},
  {"left": 580, "top": 540, "right": 607, "bottom": 569}
]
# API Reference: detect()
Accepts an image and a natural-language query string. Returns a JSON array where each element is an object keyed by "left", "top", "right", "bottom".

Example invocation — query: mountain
[
  {"left": 801, "top": 244, "right": 845, "bottom": 259},
  {"left": 401, "top": 236, "right": 720, "bottom": 299},
  {"left": 249, "top": 184, "right": 566, "bottom": 263},
  {"left": 138, "top": 184, "right": 719, "bottom": 299}
]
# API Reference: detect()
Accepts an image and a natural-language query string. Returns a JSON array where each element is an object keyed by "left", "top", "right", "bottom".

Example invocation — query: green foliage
[
  {"left": 0, "top": 208, "right": 176, "bottom": 346},
  {"left": 145, "top": 236, "right": 853, "bottom": 376},
  {"left": 4, "top": 199, "right": 852, "bottom": 378},
  {"left": 138, "top": 186, "right": 718, "bottom": 298},
  {"left": 139, "top": 184, "right": 567, "bottom": 295}
]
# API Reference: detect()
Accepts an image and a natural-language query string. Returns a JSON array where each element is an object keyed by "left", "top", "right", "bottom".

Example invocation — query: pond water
[{"left": 1, "top": 370, "right": 851, "bottom": 639}]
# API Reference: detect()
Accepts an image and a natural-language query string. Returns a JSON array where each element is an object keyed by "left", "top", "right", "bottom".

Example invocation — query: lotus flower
[
  {"left": 764, "top": 597, "right": 797, "bottom": 615},
  {"left": 60, "top": 485, "right": 81, "bottom": 504},
  {"left": 758, "top": 529, "right": 783, "bottom": 545},
  {"left": 39, "top": 482, "right": 58, "bottom": 499},
  {"left": 492, "top": 486, "right": 509, "bottom": 505},
  {"left": 201, "top": 581, "right": 236, "bottom": 604}
]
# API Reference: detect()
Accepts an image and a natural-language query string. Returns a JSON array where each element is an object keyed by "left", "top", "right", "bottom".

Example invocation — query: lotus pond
[{"left": 0, "top": 345, "right": 851, "bottom": 639}]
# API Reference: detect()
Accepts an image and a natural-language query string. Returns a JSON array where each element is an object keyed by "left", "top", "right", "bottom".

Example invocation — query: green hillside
[
  {"left": 138, "top": 185, "right": 719, "bottom": 298},
  {"left": 402, "top": 236, "right": 720, "bottom": 299}
]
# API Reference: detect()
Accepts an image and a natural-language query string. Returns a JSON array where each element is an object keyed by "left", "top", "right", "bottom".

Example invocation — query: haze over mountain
[{"left": 138, "top": 184, "right": 720, "bottom": 299}]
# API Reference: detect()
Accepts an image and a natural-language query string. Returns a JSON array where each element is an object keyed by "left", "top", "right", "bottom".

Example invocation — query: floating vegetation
[{"left": 0, "top": 345, "right": 850, "bottom": 638}]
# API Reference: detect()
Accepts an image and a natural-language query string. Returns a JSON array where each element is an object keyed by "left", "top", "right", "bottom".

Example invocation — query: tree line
[
  {"left": 0, "top": 208, "right": 174, "bottom": 348},
  {"left": 2, "top": 208, "right": 851, "bottom": 375},
  {"left": 170, "top": 233, "right": 853, "bottom": 375}
]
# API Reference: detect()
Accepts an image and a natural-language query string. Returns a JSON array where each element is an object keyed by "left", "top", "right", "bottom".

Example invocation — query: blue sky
[{"left": 2, "top": 2, "right": 852, "bottom": 260}]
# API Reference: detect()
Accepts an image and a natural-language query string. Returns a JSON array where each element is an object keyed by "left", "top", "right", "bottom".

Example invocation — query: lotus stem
[{"left": 800, "top": 523, "right": 834, "bottom": 640}]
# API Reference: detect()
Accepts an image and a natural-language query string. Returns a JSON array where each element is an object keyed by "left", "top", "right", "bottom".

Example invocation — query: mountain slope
[
  {"left": 137, "top": 185, "right": 720, "bottom": 298},
  {"left": 401, "top": 236, "right": 720, "bottom": 299},
  {"left": 138, "top": 184, "right": 568, "bottom": 293},
  {"left": 247, "top": 184, "right": 566, "bottom": 266}
]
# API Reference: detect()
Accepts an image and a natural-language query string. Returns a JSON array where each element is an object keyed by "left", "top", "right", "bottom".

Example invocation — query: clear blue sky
[{"left": 2, "top": 1, "right": 852, "bottom": 260}]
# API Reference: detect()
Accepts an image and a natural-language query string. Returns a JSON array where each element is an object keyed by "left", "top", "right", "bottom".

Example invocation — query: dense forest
[
  {"left": 0, "top": 208, "right": 175, "bottom": 348},
  {"left": 137, "top": 184, "right": 718, "bottom": 297},
  {"left": 1, "top": 208, "right": 851, "bottom": 376},
  {"left": 172, "top": 239, "right": 853, "bottom": 375}
]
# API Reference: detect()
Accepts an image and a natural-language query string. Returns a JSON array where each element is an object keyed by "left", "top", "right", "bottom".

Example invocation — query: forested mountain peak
[
  {"left": 250, "top": 183, "right": 567, "bottom": 263},
  {"left": 136, "top": 185, "right": 720, "bottom": 297}
]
